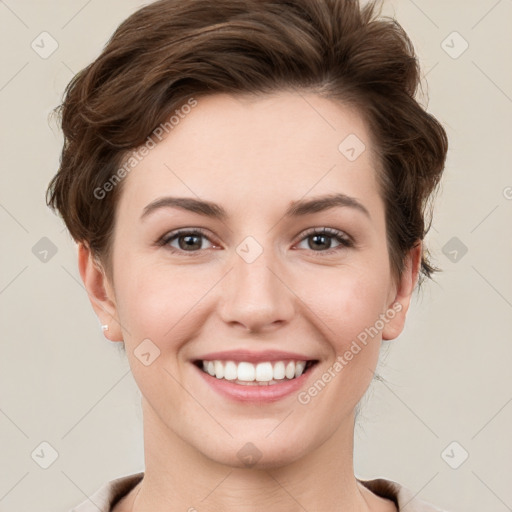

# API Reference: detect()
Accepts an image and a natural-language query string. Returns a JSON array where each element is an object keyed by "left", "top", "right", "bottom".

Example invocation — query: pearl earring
[{"left": 101, "top": 324, "right": 109, "bottom": 331}]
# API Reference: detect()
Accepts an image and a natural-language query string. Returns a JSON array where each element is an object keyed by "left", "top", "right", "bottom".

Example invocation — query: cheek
[
  {"left": 113, "top": 262, "right": 207, "bottom": 402},
  {"left": 301, "top": 266, "right": 391, "bottom": 347},
  {"left": 114, "top": 259, "right": 217, "bottom": 348},
  {"left": 294, "top": 271, "right": 389, "bottom": 416},
  {"left": 299, "top": 266, "right": 390, "bottom": 398}
]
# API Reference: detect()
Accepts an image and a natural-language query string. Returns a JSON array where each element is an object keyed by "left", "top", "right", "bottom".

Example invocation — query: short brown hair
[{"left": 46, "top": 0, "right": 448, "bottom": 283}]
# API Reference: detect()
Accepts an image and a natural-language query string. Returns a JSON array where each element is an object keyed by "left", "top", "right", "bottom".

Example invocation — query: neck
[{"left": 131, "top": 397, "right": 373, "bottom": 512}]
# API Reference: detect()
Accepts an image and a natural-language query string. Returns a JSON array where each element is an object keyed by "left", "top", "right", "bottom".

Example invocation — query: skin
[{"left": 79, "top": 91, "right": 421, "bottom": 512}]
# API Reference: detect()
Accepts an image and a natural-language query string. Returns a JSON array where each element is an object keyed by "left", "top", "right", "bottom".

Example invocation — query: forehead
[{"left": 117, "top": 91, "right": 382, "bottom": 220}]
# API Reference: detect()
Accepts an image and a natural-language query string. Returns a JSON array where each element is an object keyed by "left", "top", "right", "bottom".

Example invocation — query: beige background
[{"left": 1, "top": 1, "right": 511, "bottom": 511}]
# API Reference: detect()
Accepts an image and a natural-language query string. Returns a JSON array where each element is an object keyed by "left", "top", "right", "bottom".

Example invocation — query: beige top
[{"left": 70, "top": 472, "right": 449, "bottom": 511}]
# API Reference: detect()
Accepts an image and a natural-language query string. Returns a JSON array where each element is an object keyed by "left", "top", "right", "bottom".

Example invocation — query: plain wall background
[{"left": 1, "top": 1, "right": 511, "bottom": 511}]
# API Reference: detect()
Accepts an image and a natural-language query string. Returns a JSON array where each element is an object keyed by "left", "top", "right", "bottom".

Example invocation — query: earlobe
[
  {"left": 77, "top": 243, "right": 124, "bottom": 342},
  {"left": 381, "top": 242, "right": 422, "bottom": 341}
]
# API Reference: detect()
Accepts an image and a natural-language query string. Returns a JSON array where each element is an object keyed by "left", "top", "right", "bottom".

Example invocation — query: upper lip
[{"left": 193, "top": 350, "right": 317, "bottom": 364}]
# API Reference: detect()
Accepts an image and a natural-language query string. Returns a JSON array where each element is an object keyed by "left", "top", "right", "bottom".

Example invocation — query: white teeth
[
  {"left": 224, "top": 361, "right": 238, "bottom": 380},
  {"left": 255, "top": 362, "right": 273, "bottom": 381},
  {"left": 237, "top": 362, "right": 255, "bottom": 381},
  {"left": 214, "top": 360, "right": 224, "bottom": 379},
  {"left": 273, "top": 361, "right": 285, "bottom": 380},
  {"left": 294, "top": 361, "right": 306, "bottom": 378},
  {"left": 285, "top": 361, "right": 295, "bottom": 379},
  {"left": 199, "top": 359, "right": 311, "bottom": 383}
]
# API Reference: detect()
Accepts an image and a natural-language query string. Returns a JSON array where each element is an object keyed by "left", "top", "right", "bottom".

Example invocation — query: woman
[{"left": 47, "top": 0, "right": 449, "bottom": 510}]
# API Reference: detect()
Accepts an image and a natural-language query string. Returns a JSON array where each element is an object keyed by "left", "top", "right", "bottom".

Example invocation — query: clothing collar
[{"left": 71, "top": 472, "right": 447, "bottom": 511}]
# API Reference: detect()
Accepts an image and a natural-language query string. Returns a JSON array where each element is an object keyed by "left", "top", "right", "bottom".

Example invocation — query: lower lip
[{"left": 193, "top": 363, "right": 316, "bottom": 403}]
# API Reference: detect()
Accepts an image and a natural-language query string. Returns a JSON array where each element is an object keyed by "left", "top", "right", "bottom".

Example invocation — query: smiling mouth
[{"left": 193, "top": 359, "right": 318, "bottom": 386}]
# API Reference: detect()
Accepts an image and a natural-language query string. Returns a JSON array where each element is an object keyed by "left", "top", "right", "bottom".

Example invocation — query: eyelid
[
  {"left": 157, "top": 227, "right": 219, "bottom": 250},
  {"left": 296, "top": 226, "right": 353, "bottom": 244},
  {"left": 292, "top": 226, "right": 354, "bottom": 254}
]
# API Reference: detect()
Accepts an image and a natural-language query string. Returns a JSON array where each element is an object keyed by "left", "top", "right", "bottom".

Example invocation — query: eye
[
  {"left": 295, "top": 227, "right": 353, "bottom": 255},
  {"left": 158, "top": 228, "right": 216, "bottom": 254},
  {"left": 157, "top": 226, "right": 354, "bottom": 256}
]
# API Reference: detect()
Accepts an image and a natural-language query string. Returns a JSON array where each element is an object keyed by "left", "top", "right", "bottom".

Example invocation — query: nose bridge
[{"left": 218, "top": 237, "right": 294, "bottom": 332}]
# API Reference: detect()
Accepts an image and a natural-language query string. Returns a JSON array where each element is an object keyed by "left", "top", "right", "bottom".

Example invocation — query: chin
[{"left": 198, "top": 432, "right": 314, "bottom": 471}]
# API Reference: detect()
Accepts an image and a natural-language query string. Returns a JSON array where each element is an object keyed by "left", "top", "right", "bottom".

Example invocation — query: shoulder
[
  {"left": 69, "top": 472, "right": 144, "bottom": 512},
  {"left": 357, "top": 476, "right": 451, "bottom": 512}
]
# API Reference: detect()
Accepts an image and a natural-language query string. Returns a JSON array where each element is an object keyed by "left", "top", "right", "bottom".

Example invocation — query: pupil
[
  {"left": 180, "top": 235, "right": 201, "bottom": 250},
  {"left": 310, "top": 234, "right": 330, "bottom": 250}
]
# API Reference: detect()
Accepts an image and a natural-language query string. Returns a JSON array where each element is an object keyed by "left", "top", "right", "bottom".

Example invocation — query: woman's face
[{"left": 82, "top": 91, "right": 418, "bottom": 469}]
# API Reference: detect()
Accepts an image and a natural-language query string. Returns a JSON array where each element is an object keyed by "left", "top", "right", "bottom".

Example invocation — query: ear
[
  {"left": 381, "top": 241, "right": 422, "bottom": 341},
  {"left": 77, "top": 242, "right": 123, "bottom": 342}
]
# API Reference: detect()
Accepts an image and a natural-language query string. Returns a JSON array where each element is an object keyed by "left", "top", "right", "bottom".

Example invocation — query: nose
[{"left": 217, "top": 245, "right": 295, "bottom": 334}]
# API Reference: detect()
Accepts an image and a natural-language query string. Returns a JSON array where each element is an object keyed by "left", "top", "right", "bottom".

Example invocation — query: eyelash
[{"left": 157, "top": 227, "right": 354, "bottom": 257}]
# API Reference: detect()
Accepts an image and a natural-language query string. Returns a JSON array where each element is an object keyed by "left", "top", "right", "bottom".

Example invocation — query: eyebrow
[{"left": 140, "top": 193, "right": 371, "bottom": 221}]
